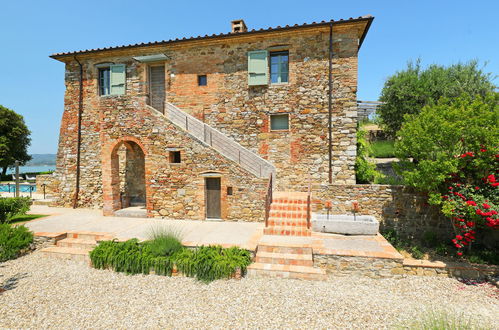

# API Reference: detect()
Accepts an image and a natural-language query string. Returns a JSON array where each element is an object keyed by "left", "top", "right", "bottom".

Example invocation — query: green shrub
[
  {"left": 0, "top": 224, "right": 33, "bottom": 262},
  {"left": 89, "top": 239, "right": 252, "bottom": 282},
  {"left": 144, "top": 226, "right": 183, "bottom": 257},
  {"left": 0, "top": 197, "right": 31, "bottom": 224},
  {"left": 355, "top": 126, "right": 381, "bottom": 183},
  {"left": 90, "top": 239, "right": 174, "bottom": 276},
  {"left": 175, "top": 245, "right": 252, "bottom": 283},
  {"left": 370, "top": 140, "right": 396, "bottom": 158}
]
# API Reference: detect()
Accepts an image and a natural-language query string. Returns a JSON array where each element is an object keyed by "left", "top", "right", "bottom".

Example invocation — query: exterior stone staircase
[
  {"left": 161, "top": 102, "right": 276, "bottom": 179},
  {"left": 247, "top": 239, "right": 326, "bottom": 280},
  {"left": 264, "top": 191, "right": 311, "bottom": 237},
  {"left": 39, "top": 231, "right": 112, "bottom": 263}
]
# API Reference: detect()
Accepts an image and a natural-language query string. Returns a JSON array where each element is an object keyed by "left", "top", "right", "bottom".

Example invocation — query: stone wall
[
  {"left": 35, "top": 174, "right": 58, "bottom": 196},
  {"left": 304, "top": 184, "right": 453, "bottom": 240},
  {"left": 314, "top": 254, "right": 404, "bottom": 279},
  {"left": 165, "top": 28, "right": 360, "bottom": 188},
  {"left": 315, "top": 255, "right": 498, "bottom": 280}
]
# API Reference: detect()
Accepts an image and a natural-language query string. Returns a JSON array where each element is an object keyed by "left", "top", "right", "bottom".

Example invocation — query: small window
[
  {"left": 270, "top": 51, "right": 289, "bottom": 84},
  {"left": 270, "top": 114, "right": 289, "bottom": 131},
  {"left": 227, "top": 187, "right": 233, "bottom": 195},
  {"left": 198, "top": 75, "right": 207, "bottom": 86},
  {"left": 99, "top": 68, "right": 111, "bottom": 95},
  {"left": 169, "top": 151, "right": 181, "bottom": 163},
  {"left": 98, "top": 64, "right": 126, "bottom": 96}
]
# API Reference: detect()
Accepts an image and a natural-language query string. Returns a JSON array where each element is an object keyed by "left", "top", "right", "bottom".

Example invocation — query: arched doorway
[{"left": 103, "top": 139, "right": 147, "bottom": 216}]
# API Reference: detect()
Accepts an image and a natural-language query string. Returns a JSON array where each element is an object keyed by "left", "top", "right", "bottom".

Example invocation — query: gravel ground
[{"left": 1, "top": 252, "right": 498, "bottom": 329}]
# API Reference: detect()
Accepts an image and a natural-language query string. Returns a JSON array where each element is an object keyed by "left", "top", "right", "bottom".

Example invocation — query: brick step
[
  {"left": 267, "top": 218, "right": 308, "bottom": 227},
  {"left": 269, "top": 204, "right": 308, "bottom": 211},
  {"left": 56, "top": 238, "right": 97, "bottom": 249},
  {"left": 268, "top": 210, "right": 308, "bottom": 219},
  {"left": 39, "top": 246, "right": 92, "bottom": 263},
  {"left": 257, "top": 242, "right": 313, "bottom": 255},
  {"left": 264, "top": 226, "right": 311, "bottom": 237},
  {"left": 66, "top": 231, "right": 113, "bottom": 242},
  {"left": 271, "top": 198, "right": 307, "bottom": 205},
  {"left": 255, "top": 251, "right": 313, "bottom": 266},
  {"left": 247, "top": 262, "right": 326, "bottom": 280}
]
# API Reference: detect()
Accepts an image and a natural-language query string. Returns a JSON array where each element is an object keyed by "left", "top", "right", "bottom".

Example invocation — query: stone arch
[{"left": 102, "top": 137, "right": 148, "bottom": 216}]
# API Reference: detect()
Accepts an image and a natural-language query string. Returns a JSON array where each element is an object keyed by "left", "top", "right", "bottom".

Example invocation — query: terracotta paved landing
[{"left": 311, "top": 232, "right": 403, "bottom": 260}]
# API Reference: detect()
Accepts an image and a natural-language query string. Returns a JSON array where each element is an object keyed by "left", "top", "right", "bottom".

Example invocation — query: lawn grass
[
  {"left": 9, "top": 214, "right": 49, "bottom": 225},
  {"left": 371, "top": 140, "right": 396, "bottom": 158}
]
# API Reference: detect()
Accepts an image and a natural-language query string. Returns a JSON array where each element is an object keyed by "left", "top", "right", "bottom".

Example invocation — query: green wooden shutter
[
  {"left": 248, "top": 50, "right": 268, "bottom": 86},
  {"left": 110, "top": 64, "right": 126, "bottom": 95}
]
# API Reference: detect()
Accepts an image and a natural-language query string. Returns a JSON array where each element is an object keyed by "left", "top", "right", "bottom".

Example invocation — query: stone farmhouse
[{"left": 49, "top": 15, "right": 374, "bottom": 224}]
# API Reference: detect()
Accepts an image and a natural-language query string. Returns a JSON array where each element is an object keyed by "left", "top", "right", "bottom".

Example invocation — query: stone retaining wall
[
  {"left": 314, "top": 254, "right": 404, "bottom": 279},
  {"left": 314, "top": 254, "right": 498, "bottom": 280},
  {"left": 306, "top": 184, "right": 452, "bottom": 240}
]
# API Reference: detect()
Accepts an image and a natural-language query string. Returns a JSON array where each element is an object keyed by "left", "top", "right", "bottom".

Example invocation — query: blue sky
[{"left": 0, "top": 0, "right": 497, "bottom": 154}]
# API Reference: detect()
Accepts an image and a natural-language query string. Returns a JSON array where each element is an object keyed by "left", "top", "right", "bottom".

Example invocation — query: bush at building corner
[
  {"left": 0, "top": 197, "right": 31, "bottom": 223},
  {"left": 355, "top": 126, "right": 381, "bottom": 183},
  {"left": 0, "top": 224, "right": 34, "bottom": 262}
]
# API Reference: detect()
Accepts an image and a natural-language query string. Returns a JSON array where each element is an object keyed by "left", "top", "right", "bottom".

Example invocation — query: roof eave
[{"left": 50, "top": 15, "right": 374, "bottom": 61}]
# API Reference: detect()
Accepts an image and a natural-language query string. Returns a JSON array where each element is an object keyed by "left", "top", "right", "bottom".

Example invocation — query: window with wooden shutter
[
  {"left": 247, "top": 50, "right": 268, "bottom": 86},
  {"left": 110, "top": 64, "right": 126, "bottom": 95}
]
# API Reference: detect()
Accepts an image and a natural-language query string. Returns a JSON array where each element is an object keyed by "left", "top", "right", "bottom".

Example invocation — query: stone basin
[{"left": 311, "top": 213, "right": 379, "bottom": 235}]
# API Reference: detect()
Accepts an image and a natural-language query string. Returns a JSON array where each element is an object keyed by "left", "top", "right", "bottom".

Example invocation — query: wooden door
[
  {"left": 205, "top": 178, "right": 221, "bottom": 219},
  {"left": 149, "top": 65, "right": 165, "bottom": 113}
]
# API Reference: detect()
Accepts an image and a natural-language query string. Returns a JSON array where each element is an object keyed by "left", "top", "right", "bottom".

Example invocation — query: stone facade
[{"left": 51, "top": 18, "right": 372, "bottom": 220}]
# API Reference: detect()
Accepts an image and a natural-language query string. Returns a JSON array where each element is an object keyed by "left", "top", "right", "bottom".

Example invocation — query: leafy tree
[
  {"left": 0, "top": 105, "right": 31, "bottom": 175},
  {"left": 379, "top": 60, "right": 496, "bottom": 137}
]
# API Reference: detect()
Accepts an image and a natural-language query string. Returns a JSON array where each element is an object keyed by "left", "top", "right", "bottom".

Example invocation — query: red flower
[
  {"left": 457, "top": 252, "right": 463, "bottom": 256},
  {"left": 492, "top": 182, "right": 499, "bottom": 187},
  {"left": 475, "top": 186, "right": 480, "bottom": 190},
  {"left": 480, "top": 148, "right": 487, "bottom": 152},
  {"left": 455, "top": 235, "right": 463, "bottom": 240},
  {"left": 487, "top": 174, "right": 496, "bottom": 183},
  {"left": 466, "top": 200, "right": 477, "bottom": 206}
]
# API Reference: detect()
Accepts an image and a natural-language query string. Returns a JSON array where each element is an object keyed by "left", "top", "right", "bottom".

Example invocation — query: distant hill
[{"left": 27, "top": 154, "right": 56, "bottom": 166}]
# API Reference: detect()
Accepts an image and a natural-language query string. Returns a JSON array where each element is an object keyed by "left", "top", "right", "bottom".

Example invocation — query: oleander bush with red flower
[{"left": 395, "top": 94, "right": 498, "bottom": 256}]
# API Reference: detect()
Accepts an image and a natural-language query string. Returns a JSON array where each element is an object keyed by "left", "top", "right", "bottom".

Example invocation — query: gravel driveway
[{"left": 1, "top": 252, "right": 497, "bottom": 329}]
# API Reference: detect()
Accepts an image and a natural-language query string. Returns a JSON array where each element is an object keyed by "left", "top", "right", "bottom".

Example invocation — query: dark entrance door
[
  {"left": 205, "top": 177, "right": 221, "bottom": 219},
  {"left": 149, "top": 65, "right": 165, "bottom": 113}
]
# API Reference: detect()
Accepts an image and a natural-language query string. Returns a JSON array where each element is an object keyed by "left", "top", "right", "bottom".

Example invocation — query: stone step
[
  {"left": 39, "top": 246, "right": 92, "bottom": 263},
  {"left": 257, "top": 242, "right": 313, "bottom": 255},
  {"left": 56, "top": 238, "right": 97, "bottom": 249},
  {"left": 66, "top": 231, "right": 113, "bottom": 242},
  {"left": 263, "top": 226, "right": 311, "bottom": 237},
  {"left": 255, "top": 251, "right": 313, "bottom": 267},
  {"left": 32, "top": 199, "right": 54, "bottom": 206},
  {"left": 114, "top": 207, "right": 147, "bottom": 218},
  {"left": 247, "top": 262, "right": 326, "bottom": 280}
]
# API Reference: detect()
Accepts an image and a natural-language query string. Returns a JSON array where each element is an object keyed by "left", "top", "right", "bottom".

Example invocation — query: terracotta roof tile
[{"left": 50, "top": 15, "right": 373, "bottom": 59}]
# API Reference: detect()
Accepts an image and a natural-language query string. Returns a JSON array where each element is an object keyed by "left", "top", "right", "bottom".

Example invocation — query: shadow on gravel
[{"left": 0, "top": 272, "right": 29, "bottom": 293}]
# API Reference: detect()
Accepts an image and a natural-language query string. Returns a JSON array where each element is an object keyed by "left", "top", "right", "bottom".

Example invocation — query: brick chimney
[{"left": 231, "top": 19, "right": 247, "bottom": 33}]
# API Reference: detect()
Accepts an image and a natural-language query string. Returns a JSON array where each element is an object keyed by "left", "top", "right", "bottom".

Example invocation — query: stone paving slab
[
  {"left": 26, "top": 205, "right": 264, "bottom": 251},
  {"left": 26, "top": 206, "right": 402, "bottom": 258}
]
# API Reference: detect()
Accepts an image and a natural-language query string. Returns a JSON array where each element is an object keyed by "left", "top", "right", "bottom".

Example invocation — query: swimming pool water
[{"left": 0, "top": 184, "right": 36, "bottom": 193}]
